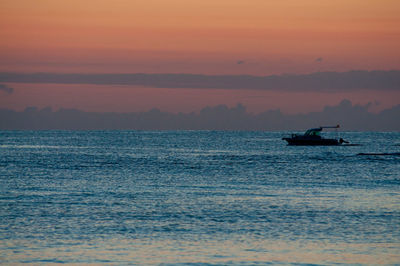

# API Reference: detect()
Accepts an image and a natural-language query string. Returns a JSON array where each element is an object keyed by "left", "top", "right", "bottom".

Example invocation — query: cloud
[
  {"left": 0, "top": 70, "right": 399, "bottom": 92},
  {"left": 0, "top": 84, "right": 13, "bottom": 94},
  {"left": 315, "top": 57, "right": 323, "bottom": 62},
  {"left": 1, "top": 100, "right": 399, "bottom": 131}
]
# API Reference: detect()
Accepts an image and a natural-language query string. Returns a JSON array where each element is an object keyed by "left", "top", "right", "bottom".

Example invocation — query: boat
[{"left": 282, "top": 125, "right": 347, "bottom": 146}]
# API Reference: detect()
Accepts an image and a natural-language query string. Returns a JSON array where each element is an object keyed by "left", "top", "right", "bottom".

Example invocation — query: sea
[{"left": 0, "top": 131, "right": 399, "bottom": 265}]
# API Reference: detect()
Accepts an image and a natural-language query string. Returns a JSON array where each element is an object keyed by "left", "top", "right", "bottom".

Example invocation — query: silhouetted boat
[{"left": 282, "top": 125, "right": 347, "bottom": 146}]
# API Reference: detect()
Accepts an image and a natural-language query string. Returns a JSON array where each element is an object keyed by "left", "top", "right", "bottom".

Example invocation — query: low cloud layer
[
  {"left": 0, "top": 84, "right": 13, "bottom": 94},
  {"left": 1, "top": 100, "right": 399, "bottom": 131},
  {"left": 0, "top": 70, "right": 399, "bottom": 92}
]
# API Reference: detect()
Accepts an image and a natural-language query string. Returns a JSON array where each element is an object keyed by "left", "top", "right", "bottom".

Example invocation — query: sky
[{"left": 0, "top": 0, "right": 399, "bottom": 114}]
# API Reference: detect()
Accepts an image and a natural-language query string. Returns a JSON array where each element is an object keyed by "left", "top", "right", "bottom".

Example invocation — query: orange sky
[{"left": 0, "top": 0, "right": 399, "bottom": 113}]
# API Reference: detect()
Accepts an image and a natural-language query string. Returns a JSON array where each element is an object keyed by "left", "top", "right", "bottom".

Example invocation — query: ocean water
[{"left": 0, "top": 131, "right": 399, "bottom": 265}]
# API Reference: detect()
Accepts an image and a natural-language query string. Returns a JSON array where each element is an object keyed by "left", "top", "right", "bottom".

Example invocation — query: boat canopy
[{"left": 304, "top": 125, "right": 339, "bottom": 136}]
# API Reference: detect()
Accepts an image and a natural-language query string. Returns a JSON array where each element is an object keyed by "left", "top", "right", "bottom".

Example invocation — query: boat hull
[{"left": 282, "top": 137, "right": 340, "bottom": 146}]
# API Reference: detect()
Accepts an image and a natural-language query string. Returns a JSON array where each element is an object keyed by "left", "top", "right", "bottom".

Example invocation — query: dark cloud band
[{"left": 0, "top": 70, "right": 399, "bottom": 91}]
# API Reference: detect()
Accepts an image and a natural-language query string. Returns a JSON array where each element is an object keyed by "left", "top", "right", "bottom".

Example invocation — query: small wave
[{"left": 357, "top": 152, "right": 400, "bottom": 156}]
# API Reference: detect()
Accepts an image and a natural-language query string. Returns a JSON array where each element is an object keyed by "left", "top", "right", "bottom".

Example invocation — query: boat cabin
[{"left": 304, "top": 127, "right": 322, "bottom": 137}]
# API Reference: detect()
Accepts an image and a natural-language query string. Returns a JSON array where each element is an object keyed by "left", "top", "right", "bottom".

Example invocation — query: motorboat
[{"left": 282, "top": 125, "right": 347, "bottom": 146}]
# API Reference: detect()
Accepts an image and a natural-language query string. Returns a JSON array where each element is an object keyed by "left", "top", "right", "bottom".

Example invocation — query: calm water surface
[{"left": 0, "top": 131, "right": 399, "bottom": 265}]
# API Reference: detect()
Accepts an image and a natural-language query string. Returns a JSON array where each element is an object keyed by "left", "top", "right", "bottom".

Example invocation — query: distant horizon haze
[
  {"left": 0, "top": 70, "right": 399, "bottom": 114},
  {"left": 1, "top": 99, "right": 399, "bottom": 131}
]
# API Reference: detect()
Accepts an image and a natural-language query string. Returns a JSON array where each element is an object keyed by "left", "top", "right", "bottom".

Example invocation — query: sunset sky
[{"left": 1, "top": 0, "right": 399, "bottom": 113}]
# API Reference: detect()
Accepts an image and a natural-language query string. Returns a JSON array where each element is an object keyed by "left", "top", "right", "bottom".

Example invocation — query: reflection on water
[{"left": 3, "top": 238, "right": 400, "bottom": 264}]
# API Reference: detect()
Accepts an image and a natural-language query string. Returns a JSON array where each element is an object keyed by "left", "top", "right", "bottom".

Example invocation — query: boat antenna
[{"left": 335, "top": 124, "right": 340, "bottom": 139}]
